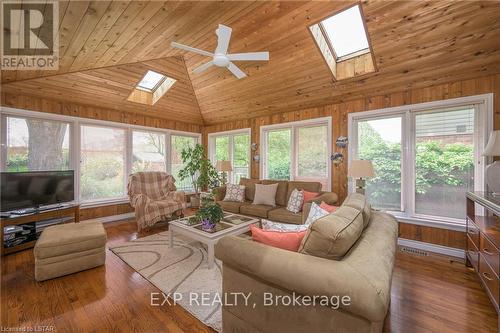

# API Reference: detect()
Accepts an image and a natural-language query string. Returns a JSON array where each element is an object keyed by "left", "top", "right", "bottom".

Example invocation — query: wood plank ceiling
[{"left": 1, "top": 1, "right": 500, "bottom": 125}]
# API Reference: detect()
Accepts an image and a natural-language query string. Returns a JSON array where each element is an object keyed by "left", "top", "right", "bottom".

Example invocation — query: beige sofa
[
  {"left": 214, "top": 178, "right": 338, "bottom": 224},
  {"left": 215, "top": 194, "right": 398, "bottom": 333}
]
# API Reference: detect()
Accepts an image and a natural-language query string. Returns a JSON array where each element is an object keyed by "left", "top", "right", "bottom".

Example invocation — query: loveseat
[
  {"left": 215, "top": 193, "right": 398, "bottom": 333},
  {"left": 214, "top": 178, "right": 338, "bottom": 224}
]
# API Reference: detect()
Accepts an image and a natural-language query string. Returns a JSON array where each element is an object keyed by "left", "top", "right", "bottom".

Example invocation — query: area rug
[{"left": 109, "top": 231, "right": 222, "bottom": 332}]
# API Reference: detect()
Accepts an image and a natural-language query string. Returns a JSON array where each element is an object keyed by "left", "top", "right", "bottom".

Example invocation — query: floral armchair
[{"left": 127, "top": 172, "right": 186, "bottom": 231}]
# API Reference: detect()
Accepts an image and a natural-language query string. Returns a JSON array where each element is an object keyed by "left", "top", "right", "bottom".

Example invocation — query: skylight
[
  {"left": 320, "top": 5, "right": 369, "bottom": 59},
  {"left": 137, "top": 70, "right": 166, "bottom": 91}
]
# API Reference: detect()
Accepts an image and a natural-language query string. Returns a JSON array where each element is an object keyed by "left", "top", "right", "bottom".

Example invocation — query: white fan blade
[
  {"left": 193, "top": 61, "right": 213, "bottom": 74},
  {"left": 215, "top": 24, "right": 232, "bottom": 54},
  {"left": 227, "top": 52, "right": 269, "bottom": 61},
  {"left": 227, "top": 62, "right": 246, "bottom": 79},
  {"left": 171, "top": 42, "right": 213, "bottom": 57}
]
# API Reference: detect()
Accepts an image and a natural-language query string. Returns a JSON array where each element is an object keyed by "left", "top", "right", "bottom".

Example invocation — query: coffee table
[{"left": 168, "top": 212, "right": 259, "bottom": 269}]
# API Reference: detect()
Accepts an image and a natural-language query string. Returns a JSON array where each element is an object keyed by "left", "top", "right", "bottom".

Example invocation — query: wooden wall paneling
[
  {"left": 398, "top": 223, "right": 466, "bottom": 250},
  {"left": 1, "top": 93, "right": 202, "bottom": 133},
  {"left": 79, "top": 203, "right": 134, "bottom": 221}
]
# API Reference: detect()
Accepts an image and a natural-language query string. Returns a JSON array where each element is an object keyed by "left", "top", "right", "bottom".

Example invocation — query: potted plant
[
  {"left": 178, "top": 144, "right": 220, "bottom": 207},
  {"left": 196, "top": 202, "right": 224, "bottom": 232}
]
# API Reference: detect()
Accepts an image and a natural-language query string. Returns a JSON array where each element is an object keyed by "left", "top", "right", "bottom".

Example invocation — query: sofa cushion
[
  {"left": 286, "top": 188, "right": 304, "bottom": 213},
  {"left": 219, "top": 200, "right": 250, "bottom": 213},
  {"left": 223, "top": 184, "right": 245, "bottom": 202},
  {"left": 304, "top": 202, "right": 329, "bottom": 226},
  {"left": 240, "top": 204, "right": 275, "bottom": 218},
  {"left": 343, "top": 193, "right": 372, "bottom": 228},
  {"left": 299, "top": 206, "right": 364, "bottom": 260},
  {"left": 34, "top": 222, "right": 106, "bottom": 259},
  {"left": 261, "top": 219, "right": 308, "bottom": 232},
  {"left": 268, "top": 207, "right": 302, "bottom": 225},
  {"left": 239, "top": 178, "right": 261, "bottom": 201},
  {"left": 253, "top": 183, "right": 279, "bottom": 206},
  {"left": 250, "top": 224, "right": 306, "bottom": 252},
  {"left": 286, "top": 181, "right": 322, "bottom": 202},
  {"left": 262, "top": 180, "right": 288, "bottom": 206}
]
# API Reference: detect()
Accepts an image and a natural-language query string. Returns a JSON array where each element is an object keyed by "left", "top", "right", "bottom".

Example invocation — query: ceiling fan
[{"left": 171, "top": 24, "right": 269, "bottom": 79}]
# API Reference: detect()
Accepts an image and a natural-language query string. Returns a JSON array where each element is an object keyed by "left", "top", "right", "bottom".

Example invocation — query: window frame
[
  {"left": 348, "top": 94, "right": 493, "bottom": 230},
  {"left": 260, "top": 117, "right": 332, "bottom": 191},
  {"left": 0, "top": 107, "right": 201, "bottom": 207},
  {"left": 208, "top": 128, "right": 251, "bottom": 184}
]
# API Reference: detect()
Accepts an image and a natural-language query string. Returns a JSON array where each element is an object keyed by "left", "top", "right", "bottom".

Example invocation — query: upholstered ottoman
[{"left": 34, "top": 222, "right": 106, "bottom": 281}]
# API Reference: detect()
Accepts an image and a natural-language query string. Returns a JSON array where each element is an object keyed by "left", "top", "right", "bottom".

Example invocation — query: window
[
  {"left": 209, "top": 130, "right": 251, "bottom": 184},
  {"left": 266, "top": 129, "right": 291, "bottom": 180},
  {"left": 309, "top": 4, "right": 375, "bottom": 80},
  {"left": 5, "top": 116, "right": 71, "bottom": 172},
  {"left": 262, "top": 119, "right": 331, "bottom": 190},
  {"left": 137, "top": 70, "right": 166, "bottom": 91},
  {"left": 128, "top": 70, "right": 177, "bottom": 105},
  {"left": 356, "top": 116, "right": 402, "bottom": 211},
  {"left": 320, "top": 5, "right": 369, "bottom": 58},
  {"left": 296, "top": 125, "right": 329, "bottom": 186},
  {"left": 415, "top": 108, "right": 475, "bottom": 219},
  {"left": 1, "top": 108, "right": 201, "bottom": 205},
  {"left": 132, "top": 130, "right": 166, "bottom": 173},
  {"left": 171, "top": 135, "right": 198, "bottom": 191},
  {"left": 80, "top": 125, "right": 126, "bottom": 201},
  {"left": 350, "top": 95, "right": 492, "bottom": 225}
]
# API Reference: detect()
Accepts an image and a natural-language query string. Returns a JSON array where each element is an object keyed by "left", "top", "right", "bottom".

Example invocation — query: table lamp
[
  {"left": 348, "top": 160, "right": 374, "bottom": 195},
  {"left": 216, "top": 160, "right": 233, "bottom": 186},
  {"left": 484, "top": 130, "right": 500, "bottom": 195}
]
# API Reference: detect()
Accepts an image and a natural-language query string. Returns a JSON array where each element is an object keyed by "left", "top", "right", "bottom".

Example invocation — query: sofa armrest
[
  {"left": 171, "top": 191, "right": 186, "bottom": 205},
  {"left": 215, "top": 236, "right": 390, "bottom": 322},
  {"left": 307, "top": 191, "right": 338, "bottom": 205},
  {"left": 213, "top": 186, "right": 226, "bottom": 202}
]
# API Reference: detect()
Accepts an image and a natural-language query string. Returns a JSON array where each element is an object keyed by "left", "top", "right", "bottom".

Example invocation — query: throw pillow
[
  {"left": 261, "top": 219, "right": 309, "bottom": 232},
  {"left": 253, "top": 183, "right": 278, "bottom": 206},
  {"left": 304, "top": 202, "right": 329, "bottom": 226},
  {"left": 319, "top": 201, "right": 339, "bottom": 213},
  {"left": 223, "top": 184, "right": 245, "bottom": 202},
  {"left": 299, "top": 206, "right": 364, "bottom": 260},
  {"left": 250, "top": 224, "right": 306, "bottom": 252},
  {"left": 286, "top": 188, "right": 304, "bottom": 213},
  {"left": 302, "top": 190, "right": 320, "bottom": 209}
]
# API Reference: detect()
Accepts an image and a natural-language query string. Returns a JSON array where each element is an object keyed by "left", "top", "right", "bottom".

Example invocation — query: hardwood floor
[{"left": 1, "top": 217, "right": 497, "bottom": 333}]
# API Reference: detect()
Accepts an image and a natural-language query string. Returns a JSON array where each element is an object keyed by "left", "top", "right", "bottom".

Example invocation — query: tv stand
[{"left": 0, "top": 204, "right": 80, "bottom": 256}]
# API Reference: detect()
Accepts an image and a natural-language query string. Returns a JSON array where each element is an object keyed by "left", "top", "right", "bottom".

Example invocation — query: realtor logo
[{"left": 1, "top": 0, "right": 59, "bottom": 70}]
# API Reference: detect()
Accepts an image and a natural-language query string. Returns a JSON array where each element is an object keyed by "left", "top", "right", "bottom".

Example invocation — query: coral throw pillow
[
  {"left": 302, "top": 190, "right": 319, "bottom": 209},
  {"left": 250, "top": 224, "right": 306, "bottom": 252},
  {"left": 320, "top": 201, "right": 339, "bottom": 213}
]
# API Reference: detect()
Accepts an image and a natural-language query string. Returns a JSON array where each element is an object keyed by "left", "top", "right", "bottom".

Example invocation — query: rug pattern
[{"left": 109, "top": 231, "right": 222, "bottom": 332}]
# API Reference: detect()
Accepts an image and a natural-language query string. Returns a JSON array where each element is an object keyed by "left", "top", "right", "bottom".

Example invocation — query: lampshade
[
  {"left": 216, "top": 160, "right": 233, "bottom": 172},
  {"left": 348, "top": 160, "right": 374, "bottom": 178},
  {"left": 484, "top": 131, "right": 500, "bottom": 156}
]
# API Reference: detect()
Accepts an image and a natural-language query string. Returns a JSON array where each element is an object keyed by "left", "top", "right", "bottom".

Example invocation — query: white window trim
[
  {"left": 260, "top": 117, "right": 332, "bottom": 191},
  {"left": 208, "top": 128, "right": 251, "bottom": 184},
  {"left": 0, "top": 107, "right": 201, "bottom": 206},
  {"left": 347, "top": 93, "right": 494, "bottom": 230}
]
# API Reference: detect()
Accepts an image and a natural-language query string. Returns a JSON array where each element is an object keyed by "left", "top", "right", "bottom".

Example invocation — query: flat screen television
[{"left": 0, "top": 171, "right": 74, "bottom": 212}]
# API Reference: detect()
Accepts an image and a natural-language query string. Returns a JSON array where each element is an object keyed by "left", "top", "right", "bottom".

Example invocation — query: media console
[{"left": 0, "top": 204, "right": 80, "bottom": 256}]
